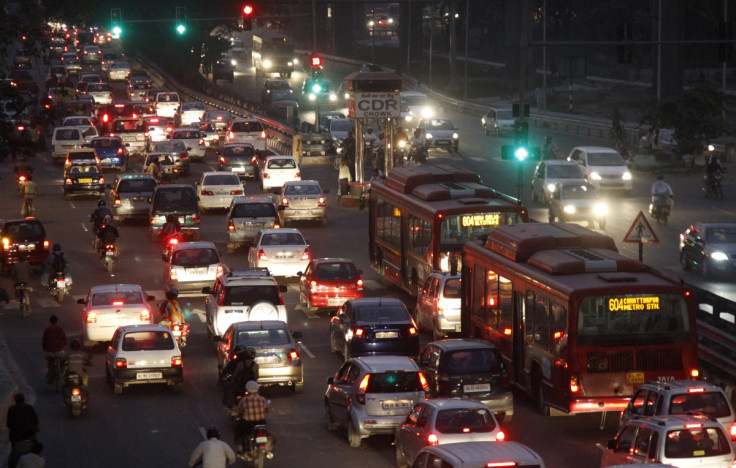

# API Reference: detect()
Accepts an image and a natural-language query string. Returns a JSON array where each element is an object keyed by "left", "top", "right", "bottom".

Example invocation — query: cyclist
[
  {"left": 42, "top": 315, "right": 67, "bottom": 384},
  {"left": 20, "top": 175, "right": 38, "bottom": 216},
  {"left": 11, "top": 253, "right": 31, "bottom": 302}
]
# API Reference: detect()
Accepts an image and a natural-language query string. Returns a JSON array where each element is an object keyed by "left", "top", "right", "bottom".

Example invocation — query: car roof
[
  {"left": 224, "top": 142, "right": 256, "bottom": 148},
  {"left": 311, "top": 257, "right": 355, "bottom": 264},
  {"left": 639, "top": 379, "right": 726, "bottom": 393},
  {"left": 117, "top": 174, "right": 156, "bottom": 181},
  {"left": 284, "top": 180, "right": 319, "bottom": 186},
  {"left": 67, "top": 149, "right": 96, "bottom": 154},
  {"left": 429, "top": 338, "right": 498, "bottom": 351},
  {"left": 259, "top": 228, "right": 301, "bottom": 235},
  {"left": 421, "top": 398, "right": 493, "bottom": 411},
  {"left": 264, "top": 154, "right": 296, "bottom": 160},
  {"left": 223, "top": 276, "right": 278, "bottom": 287},
  {"left": 172, "top": 241, "right": 217, "bottom": 251},
  {"left": 231, "top": 117, "right": 261, "bottom": 122},
  {"left": 352, "top": 355, "right": 419, "bottom": 372},
  {"left": 173, "top": 126, "right": 199, "bottom": 132},
  {"left": 542, "top": 160, "right": 579, "bottom": 166},
  {"left": 348, "top": 297, "right": 405, "bottom": 307},
  {"left": 632, "top": 414, "right": 726, "bottom": 429},
  {"left": 118, "top": 324, "right": 171, "bottom": 334},
  {"left": 89, "top": 284, "right": 145, "bottom": 294},
  {"left": 232, "top": 320, "right": 289, "bottom": 332},
  {"left": 422, "top": 441, "right": 543, "bottom": 464}
]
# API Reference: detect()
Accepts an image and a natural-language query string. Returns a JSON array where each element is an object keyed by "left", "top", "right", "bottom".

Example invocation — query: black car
[
  {"left": 329, "top": 297, "right": 419, "bottom": 361},
  {"left": 0, "top": 218, "right": 49, "bottom": 270},
  {"left": 63, "top": 163, "right": 105, "bottom": 199},
  {"left": 149, "top": 184, "right": 200, "bottom": 241},
  {"left": 218, "top": 143, "right": 258, "bottom": 180},
  {"left": 417, "top": 339, "right": 514, "bottom": 422},
  {"left": 212, "top": 59, "right": 234, "bottom": 83},
  {"left": 679, "top": 222, "right": 736, "bottom": 278}
]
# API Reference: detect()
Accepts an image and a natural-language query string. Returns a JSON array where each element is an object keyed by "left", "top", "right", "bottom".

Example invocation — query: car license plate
[
  {"left": 382, "top": 400, "right": 411, "bottom": 410},
  {"left": 105, "top": 250, "right": 114, "bottom": 257},
  {"left": 255, "top": 355, "right": 280, "bottom": 364},
  {"left": 136, "top": 372, "right": 162, "bottom": 380},
  {"left": 79, "top": 178, "right": 92, "bottom": 183},
  {"left": 19, "top": 244, "right": 35, "bottom": 251},
  {"left": 188, "top": 268, "right": 206, "bottom": 275},
  {"left": 464, "top": 383, "right": 491, "bottom": 393},
  {"left": 56, "top": 280, "right": 66, "bottom": 288},
  {"left": 71, "top": 394, "right": 81, "bottom": 402},
  {"left": 255, "top": 436, "right": 268, "bottom": 444},
  {"left": 231, "top": 168, "right": 244, "bottom": 172},
  {"left": 62, "top": 145, "right": 74, "bottom": 149},
  {"left": 626, "top": 372, "right": 645, "bottom": 385},
  {"left": 375, "top": 331, "right": 398, "bottom": 339},
  {"left": 328, "top": 298, "right": 344, "bottom": 306}
]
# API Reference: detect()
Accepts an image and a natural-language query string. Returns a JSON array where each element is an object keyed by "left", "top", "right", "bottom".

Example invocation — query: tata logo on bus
[
  {"left": 353, "top": 92, "right": 401, "bottom": 118},
  {"left": 461, "top": 214, "right": 500, "bottom": 227},
  {"left": 608, "top": 296, "right": 661, "bottom": 312}
]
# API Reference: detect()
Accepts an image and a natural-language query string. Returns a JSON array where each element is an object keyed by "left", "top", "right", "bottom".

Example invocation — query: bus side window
[
  {"left": 485, "top": 270, "right": 499, "bottom": 328},
  {"left": 532, "top": 295, "right": 550, "bottom": 350},
  {"left": 472, "top": 266, "right": 486, "bottom": 322},
  {"left": 550, "top": 301, "right": 567, "bottom": 348},
  {"left": 498, "top": 275, "right": 513, "bottom": 334}
]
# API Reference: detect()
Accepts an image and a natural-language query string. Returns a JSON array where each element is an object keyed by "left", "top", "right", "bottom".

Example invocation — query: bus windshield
[
  {"left": 440, "top": 212, "right": 523, "bottom": 249},
  {"left": 577, "top": 293, "right": 691, "bottom": 346}
]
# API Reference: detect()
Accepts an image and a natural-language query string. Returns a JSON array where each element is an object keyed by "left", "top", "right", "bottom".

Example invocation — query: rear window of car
[
  {"left": 224, "top": 285, "right": 279, "bottom": 306},
  {"left": 547, "top": 164, "right": 584, "bottom": 179},
  {"left": 91, "top": 291, "right": 144, "bottom": 306},
  {"left": 231, "top": 121, "right": 264, "bottom": 133},
  {"left": 664, "top": 426, "right": 731, "bottom": 458},
  {"left": 224, "top": 146, "right": 255, "bottom": 157},
  {"left": 173, "top": 248, "right": 219, "bottom": 266},
  {"left": 113, "top": 120, "right": 145, "bottom": 132},
  {"left": 669, "top": 392, "right": 733, "bottom": 419},
  {"left": 203, "top": 174, "right": 239, "bottom": 186},
  {"left": 153, "top": 188, "right": 197, "bottom": 211},
  {"left": 118, "top": 179, "right": 157, "bottom": 192},
  {"left": 284, "top": 184, "right": 321, "bottom": 195},
  {"left": 236, "top": 328, "right": 290, "bottom": 347},
  {"left": 435, "top": 408, "right": 496, "bottom": 434},
  {"left": 55, "top": 129, "right": 81, "bottom": 140},
  {"left": 91, "top": 138, "right": 120, "bottom": 148},
  {"left": 441, "top": 349, "right": 502, "bottom": 373},
  {"left": 365, "top": 371, "right": 423, "bottom": 393},
  {"left": 157, "top": 93, "right": 179, "bottom": 103},
  {"left": 3, "top": 221, "right": 45, "bottom": 240},
  {"left": 68, "top": 165, "right": 99, "bottom": 176},
  {"left": 87, "top": 83, "right": 109, "bottom": 92},
  {"left": 355, "top": 304, "right": 409, "bottom": 323},
  {"left": 315, "top": 263, "right": 357, "bottom": 281},
  {"left": 442, "top": 278, "right": 461, "bottom": 298},
  {"left": 173, "top": 130, "right": 200, "bottom": 139},
  {"left": 232, "top": 203, "right": 277, "bottom": 218},
  {"left": 122, "top": 331, "right": 175, "bottom": 351},
  {"left": 261, "top": 232, "right": 305, "bottom": 246},
  {"left": 266, "top": 158, "right": 296, "bottom": 169},
  {"left": 70, "top": 151, "right": 96, "bottom": 160}
]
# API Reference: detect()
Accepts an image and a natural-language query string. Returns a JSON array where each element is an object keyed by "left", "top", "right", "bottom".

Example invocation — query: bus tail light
[
  {"left": 426, "top": 433, "right": 439, "bottom": 446},
  {"left": 258, "top": 249, "right": 269, "bottom": 261},
  {"left": 356, "top": 374, "right": 370, "bottom": 404},
  {"left": 570, "top": 376, "right": 580, "bottom": 393}
]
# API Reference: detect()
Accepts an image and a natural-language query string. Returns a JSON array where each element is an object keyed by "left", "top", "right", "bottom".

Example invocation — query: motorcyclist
[
  {"left": 542, "top": 136, "right": 559, "bottom": 160},
  {"left": 14, "top": 157, "right": 32, "bottom": 177},
  {"left": 159, "top": 287, "right": 185, "bottom": 326},
  {"left": 650, "top": 174, "right": 674, "bottom": 212},
  {"left": 160, "top": 214, "right": 182, "bottom": 241},
  {"left": 233, "top": 381, "right": 270, "bottom": 458},
  {"left": 188, "top": 425, "right": 236, "bottom": 468},
  {"left": 363, "top": 127, "right": 377, "bottom": 161},
  {"left": 42, "top": 315, "right": 67, "bottom": 384},
  {"left": 94, "top": 215, "right": 119, "bottom": 256},
  {"left": 41, "top": 243, "right": 71, "bottom": 288},
  {"left": 705, "top": 154, "right": 722, "bottom": 180},
  {"left": 90, "top": 200, "right": 113, "bottom": 231},
  {"left": 65, "top": 339, "right": 91, "bottom": 387},
  {"left": 230, "top": 349, "right": 259, "bottom": 407},
  {"left": 408, "top": 129, "right": 427, "bottom": 164}
]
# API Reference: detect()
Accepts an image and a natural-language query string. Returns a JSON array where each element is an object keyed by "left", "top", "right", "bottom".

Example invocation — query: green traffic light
[
  {"left": 515, "top": 147, "right": 528, "bottom": 161},
  {"left": 176, "top": 24, "right": 186, "bottom": 34},
  {"left": 311, "top": 83, "right": 322, "bottom": 93},
  {"left": 112, "top": 26, "right": 122, "bottom": 36}
]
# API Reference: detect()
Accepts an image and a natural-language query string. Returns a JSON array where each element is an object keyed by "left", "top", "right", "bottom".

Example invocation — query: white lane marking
[
  {"left": 714, "top": 207, "right": 736, "bottom": 216},
  {"left": 296, "top": 305, "right": 319, "bottom": 319},
  {"left": 189, "top": 308, "right": 207, "bottom": 323},
  {"left": 69, "top": 200, "right": 76, "bottom": 209},
  {"left": 81, "top": 223, "right": 88, "bottom": 232},
  {"left": 297, "top": 341, "right": 315, "bottom": 358}
]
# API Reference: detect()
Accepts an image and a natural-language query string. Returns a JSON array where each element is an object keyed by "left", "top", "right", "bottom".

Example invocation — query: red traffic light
[
  {"left": 243, "top": 5, "right": 253, "bottom": 15},
  {"left": 310, "top": 56, "right": 322, "bottom": 67}
]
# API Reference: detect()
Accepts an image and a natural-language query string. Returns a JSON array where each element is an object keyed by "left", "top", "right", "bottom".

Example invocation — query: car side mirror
[
  {"left": 607, "top": 439, "right": 617, "bottom": 450},
  {"left": 292, "top": 331, "right": 303, "bottom": 339},
  {"left": 77, "top": 298, "right": 86, "bottom": 305},
  {"left": 278, "top": 285, "right": 287, "bottom": 293},
  {"left": 327, "top": 376, "right": 334, "bottom": 385},
  {"left": 202, "top": 287, "right": 212, "bottom": 294},
  {"left": 323, "top": 189, "right": 330, "bottom": 194},
  {"left": 147, "top": 295, "right": 156, "bottom": 301}
]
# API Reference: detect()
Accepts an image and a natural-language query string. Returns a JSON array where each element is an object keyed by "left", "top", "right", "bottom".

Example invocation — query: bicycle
[{"left": 16, "top": 284, "right": 32, "bottom": 318}]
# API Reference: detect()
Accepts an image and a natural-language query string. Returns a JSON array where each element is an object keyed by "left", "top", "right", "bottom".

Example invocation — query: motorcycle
[
  {"left": 169, "top": 321, "right": 190, "bottom": 349},
  {"left": 649, "top": 194, "right": 672, "bottom": 225},
  {"left": 62, "top": 371, "right": 89, "bottom": 418},
  {"left": 16, "top": 170, "right": 32, "bottom": 195},
  {"left": 244, "top": 424, "right": 274, "bottom": 468},
  {"left": 409, "top": 143, "right": 427, "bottom": 165},
  {"left": 16, "top": 283, "right": 32, "bottom": 318},
  {"left": 99, "top": 243, "right": 117, "bottom": 274},
  {"left": 49, "top": 271, "right": 70, "bottom": 303},
  {"left": 704, "top": 171, "right": 724, "bottom": 200}
]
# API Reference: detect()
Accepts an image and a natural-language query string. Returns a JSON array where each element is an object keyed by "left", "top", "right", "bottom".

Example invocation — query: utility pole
[{"left": 518, "top": 0, "right": 530, "bottom": 115}]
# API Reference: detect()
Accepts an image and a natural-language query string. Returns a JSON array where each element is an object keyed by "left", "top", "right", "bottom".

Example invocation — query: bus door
[{"left": 512, "top": 291, "right": 526, "bottom": 384}]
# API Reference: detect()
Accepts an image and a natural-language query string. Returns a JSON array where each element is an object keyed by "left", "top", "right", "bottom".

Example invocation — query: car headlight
[
  {"left": 711, "top": 251, "right": 729, "bottom": 261},
  {"left": 563, "top": 205, "right": 576, "bottom": 214},
  {"left": 546, "top": 183, "right": 556, "bottom": 193},
  {"left": 344, "top": 93, "right": 349, "bottom": 100},
  {"left": 329, "top": 93, "right": 337, "bottom": 101},
  {"left": 421, "top": 107, "right": 433, "bottom": 119},
  {"left": 398, "top": 140, "right": 406, "bottom": 148},
  {"left": 426, "top": 133, "right": 433, "bottom": 139},
  {"left": 590, "top": 172, "right": 602, "bottom": 180},
  {"left": 263, "top": 59, "right": 272, "bottom": 69},
  {"left": 231, "top": 59, "right": 236, "bottom": 66},
  {"left": 287, "top": 61, "right": 293, "bottom": 66},
  {"left": 404, "top": 114, "right": 412, "bottom": 122},
  {"left": 481, "top": 117, "right": 486, "bottom": 125},
  {"left": 308, "top": 94, "right": 316, "bottom": 101},
  {"left": 594, "top": 203, "right": 607, "bottom": 216},
  {"left": 452, "top": 133, "right": 459, "bottom": 139},
  {"left": 622, "top": 172, "right": 632, "bottom": 180},
  {"left": 292, "top": 58, "right": 299, "bottom": 65}
]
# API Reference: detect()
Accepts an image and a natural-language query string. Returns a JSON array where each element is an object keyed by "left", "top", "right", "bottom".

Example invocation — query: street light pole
[{"left": 464, "top": 0, "right": 469, "bottom": 99}]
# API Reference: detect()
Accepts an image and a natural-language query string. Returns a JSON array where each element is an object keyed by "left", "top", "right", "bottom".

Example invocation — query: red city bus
[
  {"left": 461, "top": 223, "right": 699, "bottom": 415},
  {"left": 369, "top": 164, "right": 528, "bottom": 296}
]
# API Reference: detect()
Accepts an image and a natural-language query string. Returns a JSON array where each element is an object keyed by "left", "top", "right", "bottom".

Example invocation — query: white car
[
  {"left": 163, "top": 241, "right": 224, "bottom": 294},
  {"left": 51, "top": 126, "right": 85, "bottom": 161},
  {"left": 196, "top": 172, "right": 244, "bottom": 211},
  {"left": 178, "top": 101, "right": 207, "bottom": 126},
  {"left": 85, "top": 82, "right": 113, "bottom": 105},
  {"left": 417, "top": 117, "right": 459, "bottom": 152},
  {"left": 260, "top": 155, "right": 301, "bottom": 193},
  {"left": 171, "top": 127, "right": 206, "bottom": 161},
  {"left": 197, "top": 121, "right": 220, "bottom": 148},
  {"left": 75, "top": 125, "right": 99, "bottom": 144},
  {"left": 568, "top": 146, "right": 632, "bottom": 194},
  {"left": 247, "top": 228, "right": 311, "bottom": 277},
  {"left": 154, "top": 91, "right": 181, "bottom": 118},
  {"left": 78, "top": 284, "right": 155, "bottom": 347},
  {"left": 481, "top": 108, "right": 515, "bottom": 136},
  {"left": 108, "top": 61, "right": 131, "bottom": 81},
  {"left": 402, "top": 90, "right": 435, "bottom": 124},
  {"left": 226, "top": 118, "right": 268, "bottom": 153},
  {"left": 62, "top": 116, "right": 94, "bottom": 128},
  {"left": 105, "top": 324, "right": 183, "bottom": 394}
]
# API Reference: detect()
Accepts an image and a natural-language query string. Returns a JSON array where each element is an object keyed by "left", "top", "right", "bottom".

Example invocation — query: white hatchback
[
  {"left": 178, "top": 101, "right": 207, "bottom": 126},
  {"left": 78, "top": 284, "right": 155, "bottom": 347},
  {"left": 171, "top": 127, "right": 206, "bottom": 161},
  {"left": 247, "top": 228, "right": 310, "bottom": 277},
  {"left": 568, "top": 146, "right": 633, "bottom": 194},
  {"left": 260, "top": 155, "right": 301, "bottom": 193},
  {"left": 163, "top": 241, "right": 225, "bottom": 294},
  {"left": 197, "top": 172, "right": 244, "bottom": 211}
]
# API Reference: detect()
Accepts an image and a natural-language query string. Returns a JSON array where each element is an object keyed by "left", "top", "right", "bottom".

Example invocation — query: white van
[
  {"left": 412, "top": 441, "right": 545, "bottom": 468},
  {"left": 154, "top": 91, "right": 181, "bottom": 118},
  {"left": 567, "top": 146, "right": 633, "bottom": 195},
  {"left": 51, "top": 126, "right": 85, "bottom": 163}
]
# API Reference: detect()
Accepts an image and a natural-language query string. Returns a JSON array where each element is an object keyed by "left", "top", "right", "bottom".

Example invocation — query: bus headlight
[
  {"left": 711, "top": 251, "right": 729, "bottom": 261},
  {"left": 590, "top": 172, "right": 602, "bottom": 181},
  {"left": 594, "top": 203, "right": 607, "bottom": 216},
  {"left": 563, "top": 205, "right": 576, "bottom": 214},
  {"left": 263, "top": 59, "right": 272, "bottom": 69}
]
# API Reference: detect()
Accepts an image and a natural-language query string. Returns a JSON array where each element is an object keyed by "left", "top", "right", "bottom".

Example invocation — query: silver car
[
  {"left": 171, "top": 127, "right": 206, "bottom": 161},
  {"left": 196, "top": 172, "right": 244, "bottom": 212},
  {"left": 417, "top": 117, "right": 459, "bottom": 152},
  {"left": 278, "top": 180, "right": 328, "bottom": 226},
  {"left": 547, "top": 182, "right": 607, "bottom": 229},
  {"left": 225, "top": 196, "right": 280, "bottom": 253},
  {"left": 226, "top": 118, "right": 267, "bottom": 153},
  {"left": 247, "top": 228, "right": 310, "bottom": 278},
  {"left": 415, "top": 271, "right": 461, "bottom": 340},
  {"left": 153, "top": 140, "right": 190, "bottom": 175},
  {"left": 325, "top": 355, "right": 427, "bottom": 448},
  {"left": 163, "top": 241, "right": 224, "bottom": 294},
  {"left": 177, "top": 101, "right": 207, "bottom": 126},
  {"left": 530, "top": 160, "right": 587, "bottom": 205},
  {"left": 108, "top": 174, "right": 158, "bottom": 222}
]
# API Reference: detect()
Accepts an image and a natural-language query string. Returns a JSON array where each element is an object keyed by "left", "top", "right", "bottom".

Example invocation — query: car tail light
[
  {"left": 502, "top": 366, "right": 510, "bottom": 389},
  {"left": 192, "top": 214, "right": 200, "bottom": 223},
  {"left": 278, "top": 294, "right": 284, "bottom": 305},
  {"left": 486, "top": 463, "right": 517, "bottom": 468},
  {"left": 685, "top": 423, "right": 703, "bottom": 429},
  {"left": 354, "top": 328, "right": 365, "bottom": 337},
  {"left": 262, "top": 173, "right": 269, "bottom": 179},
  {"left": 228, "top": 131, "right": 234, "bottom": 140},
  {"left": 170, "top": 268, "right": 178, "bottom": 281},
  {"left": 688, "top": 388, "right": 705, "bottom": 393},
  {"left": 288, "top": 349, "right": 300, "bottom": 362},
  {"left": 114, "top": 197, "right": 122, "bottom": 206},
  {"left": 310, "top": 280, "right": 318, "bottom": 291},
  {"left": 570, "top": 376, "right": 580, "bottom": 393},
  {"left": 496, "top": 431, "right": 505, "bottom": 441},
  {"left": 219, "top": 156, "right": 226, "bottom": 164},
  {"left": 227, "top": 218, "right": 235, "bottom": 231},
  {"left": 251, "top": 156, "right": 257, "bottom": 164},
  {"left": 117, "top": 147, "right": 123, "bottom": 155},
  {"left": 426, "top": 433, "right": 439, "bottom": 446},
  {"left": 357, "top": 279, "right": 363, "bottom": 290},
  {"left": 85, "top": 311, "right": 97, "bottom": 323},
  {"left": 281, "top": 197, "right": 289, "bottom": 207},
  {"left": 201, "top": 190, "right": 214, "bottom": 196},
  {"left": 258, "top": 249, "right": 268, "bottom": 261},
  {"left": 295, "top": 172, "right": 301, "bottom": 179},
  {"left": 99, "top": 177, "right": 105, "bottom": 184},
  {"left": 199, "top": 139, "right": 205, "bottom": 146},
  {"left": 65, "top": 159, "right": 70, "bottom": 167},
  {"left": 301, "top": 249, "right": 311, "bottom": 261},
  {"left": 730, "top": 423, "right": 736, "bottom": 441},
  {"left": 65, "top": 178, "right": 72, "bottom": 184},
  {"left": 43, "top": 240, "right": 49, "bottom": 249},
  {"left": 230, "top": 189, "right": 243, "bottom": 195},
  {"left": 217, "top": 265, "right": 224, "bottom": 276},
  {"left": 317, "top": 197, "right": 326, "bottom": 207},
  {"left": 115, "top": 358, "right": 127, "bottom": 368},
  {"left": 140, "top": 309, "right": 151, "bottom": 321},
  {"left": 166, "top": 127, "right": 173, "bottom": 133},
  {"left": 356, "top": 374, "right": 370, "bottom": 404},
  {"left": 260, "top": 131, "right": 266, "bottom": 139},
  {"left": 419, "top": 372, "right": 429, "bottom": 393},
  {"left": 171, "top": 356, "right": 182, "bottom": 367}
]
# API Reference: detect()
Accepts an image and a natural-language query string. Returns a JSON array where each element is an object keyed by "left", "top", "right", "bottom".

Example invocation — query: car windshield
[
  {"left": 172, "top": 248, "right": 219, "bottom": 266},
  {"left": 4, "top": 222, "right": 44, "bottom": 240},
  {"left": 65, "top": 118, "right": 89, "bottom": 126},
  {"left": 224, "top": 285, "right": 279, "bottom": 306},
  {"left": 560, "top": 184, "right": 598, "bottom": 199},
  {"left": 55, "top": 129, "right": 80, "bottom": 140},
  {"left": 435, "top": 408, "right": 496, "bottom": 434},
  {"left": 443, "top": 278, "right": 461, "bottom": 298},
  {"left": 203, "top": 174, "right": 240, "bottom": 186},
  {"left": 87, "top": 84, "right": 109, "bottom": 91},
  {"left": 669, "top": 391, "right": 732, "bottom": 418},
  {"left": 441, "top": 349, "right": 501, "bottom": 373},
  {"left": 315, "top": 263, "right": 358, "bottom": 281},
  {"left": 664, "top": 426, "right": 731, "bottom": 459},
  {"left": 224, "top": 146, "right": 255, "bottom": 157},
  {"left": 284, "top": 184, "right": 321, "bottom": 196},
  {"left": 231, "top": 121, "right": 264, "bottom": 133},
  {"left": 236, "top": 328, "right": 291, "bottom": 347},
  {"left": 587, "top": 152, "right": 625, "bottom": 166},
  {"left": 182, "top": 102, "right": 205, "bottom": 111},
  {"left": 355, "top": 304, "right": 408, "bottom": 323},
  {"left": 267, "top": 81, "right": 290, "bottom": 91},
  {"left": 157, "top": 93, "right": 179, "bottom": 103},
  {"left": 365, "top": 372, "right": 423, "bottom": 393},
  {"left": 330, "top": 120, "right": 351, "bottom": 132},
  {"left": 261, "top": 232, "right": 305, "bottom": 246},
  {"left": 232, "top": 203, "right": 276, "bottom": 218},
  {"left": 547, "top": 164, "right": 584, "bottom": 179},
  {"left": 426, "top": 119, "right": 453, "bottom": 130},
  {"left": 122, "top": 331, "right": 175, "bottom": 351},
  {"left": 706, "top": 227, "right": 736, "bottom": 244},
  {"left": 199, "top": 123, "right": 216, "bottom": 132},
  {"left": 118, "top": 179, "right": 157, "bottom": 192},
  {"left": 266, "top": 158, "right": 296, "bottom": 169},
  {"left": 271, "top": 91, "right": 294, "bottom": 101},
  {"left": 91, "top": 291, "right": 144, "bottom": 306}
]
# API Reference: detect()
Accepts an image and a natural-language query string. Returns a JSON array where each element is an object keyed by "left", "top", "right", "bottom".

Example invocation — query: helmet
[
  {"left": 166, "top": 287, "right": 179, "bottom": 299},
  {"left": 53, "top": 243, "right": 62, "bottom": 252},
  {"left": 206, "top": 425, "right": 221, "bottom": 439},
  {"left": 70, "top": 339, "right": 81, "bottom": 351},
  {"left": 243, "top": 348, "right": 256, "bottom": 360},
  {"left": 97, "top": 199, "right": 106, "bottom": 208},
  {"left": 657, "top": 174, "right": 664, "bottom": 180},
  {"left": 246, "top": 381, "right": 260, "bottom": 393}
]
